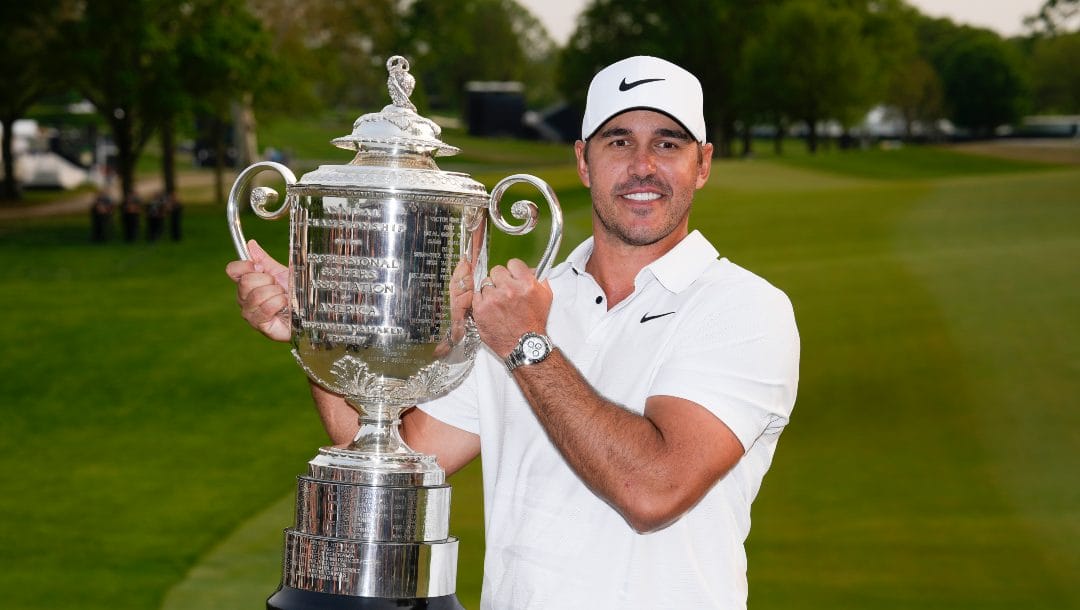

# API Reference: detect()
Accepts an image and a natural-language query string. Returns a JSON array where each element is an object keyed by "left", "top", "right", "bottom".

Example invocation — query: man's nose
[{"left": 629, "top": 147, "right": 657, "bottom": 178}]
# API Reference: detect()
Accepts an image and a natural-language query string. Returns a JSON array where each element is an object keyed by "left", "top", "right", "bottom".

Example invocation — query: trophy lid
[
  {"left": 332, "top": 56, "right": 459, "bottom": 157},
  {"left": 295, "top": 55, "right": 486, "bottom": 199}
]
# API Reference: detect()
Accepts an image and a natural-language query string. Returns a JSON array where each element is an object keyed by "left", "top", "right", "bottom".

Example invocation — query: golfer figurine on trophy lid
[{"left": 226, "top": 55, "right": 563, "bottom": 609}]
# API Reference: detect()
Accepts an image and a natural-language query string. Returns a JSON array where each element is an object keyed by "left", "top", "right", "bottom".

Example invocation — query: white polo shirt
[{"left": 419, "top": 230, "right": 800, "bottom": 610}]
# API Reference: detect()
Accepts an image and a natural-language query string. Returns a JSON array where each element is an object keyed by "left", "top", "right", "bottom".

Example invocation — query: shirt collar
[
  {"left": 547, "top": 237, "right": 595, "bottom": 279},
  {"left": 547, "top": 230, "right": 718, "bottom": 294},
  {"left": 640, "top": 230, "right": 719, "bottom": 293}
]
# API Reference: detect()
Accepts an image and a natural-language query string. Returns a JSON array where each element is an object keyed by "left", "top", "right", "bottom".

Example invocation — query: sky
[{"left": 517, "top": 0, "right": 1047, "bottom": 44}]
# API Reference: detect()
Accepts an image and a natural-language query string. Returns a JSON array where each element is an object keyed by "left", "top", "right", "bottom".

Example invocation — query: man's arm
[
  {"left": 513, "top": 352, "right": 744, "bottom": 533},
  {"left": 309, "top": 381, "right": 480, "bottom": 475},
  {"left": 473, "top": 258, "right": 745, "bottom": 533}
]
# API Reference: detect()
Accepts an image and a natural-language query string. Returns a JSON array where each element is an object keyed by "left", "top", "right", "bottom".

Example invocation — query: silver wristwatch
[{"left": 505, "top": 332, "right": 554, "bottom": 372}]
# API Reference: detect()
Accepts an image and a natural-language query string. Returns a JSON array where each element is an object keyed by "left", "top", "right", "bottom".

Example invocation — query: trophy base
[{"left": 267, "top": 586, "right": 465, "bottom": 610}]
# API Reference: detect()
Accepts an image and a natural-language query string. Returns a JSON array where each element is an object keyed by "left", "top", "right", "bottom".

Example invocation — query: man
[{"left": 228, "top": 56, "right": 799, "bottom": 609}]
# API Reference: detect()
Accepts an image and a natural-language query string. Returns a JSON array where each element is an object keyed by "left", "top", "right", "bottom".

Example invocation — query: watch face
[{"left": 521, "top": 335, "right": 549, "bottom": 362}]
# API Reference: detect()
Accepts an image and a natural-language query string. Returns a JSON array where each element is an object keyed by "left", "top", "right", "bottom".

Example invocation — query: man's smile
[{"left": 623, "top": 191, "right": 662, "bottom": 202}]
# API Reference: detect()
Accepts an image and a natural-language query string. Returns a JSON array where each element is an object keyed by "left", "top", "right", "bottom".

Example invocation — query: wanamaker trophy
[{"left": 227, "top": 56, "right": 563, "bottom": 609}]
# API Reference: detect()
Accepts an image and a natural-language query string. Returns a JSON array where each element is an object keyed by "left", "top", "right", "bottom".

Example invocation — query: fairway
[{"left": 1, "top": 140, "right": 1077, "bottom": 609}]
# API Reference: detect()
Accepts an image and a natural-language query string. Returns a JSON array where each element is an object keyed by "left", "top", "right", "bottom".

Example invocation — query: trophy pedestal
[
  {"left": 267, "top": 586, "right": 464, "bottom": 609},
  {"left": 268, "top": 448, "right": 462, "bottom": 609}
]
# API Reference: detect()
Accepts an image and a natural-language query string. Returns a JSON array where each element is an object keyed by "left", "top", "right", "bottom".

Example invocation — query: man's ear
[
  {"left": 696, "top": 142, "right": 714, "bottom": 189},
  {"left": 574, "top": 140, "right": 591, "bottom": 188}
]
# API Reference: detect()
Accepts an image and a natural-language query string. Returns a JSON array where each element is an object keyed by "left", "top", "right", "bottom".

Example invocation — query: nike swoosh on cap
[
  {"left": 619, "top": 77, "right": 665, "bottom": 92},
  {"left": 640, "top": 311, "right": 676, "bottom": 323}
]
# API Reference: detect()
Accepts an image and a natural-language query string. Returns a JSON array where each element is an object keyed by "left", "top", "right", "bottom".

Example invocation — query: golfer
[{"left": 229, "top": 55, "right": 800, "bottom": 609}]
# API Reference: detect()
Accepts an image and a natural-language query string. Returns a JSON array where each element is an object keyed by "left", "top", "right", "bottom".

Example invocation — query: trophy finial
[
  {"left": 332, "top": 53, "right": 458, "bottom": 156},
  {"left": 387, "top": 55, "right": 417, "bottom": 112}
]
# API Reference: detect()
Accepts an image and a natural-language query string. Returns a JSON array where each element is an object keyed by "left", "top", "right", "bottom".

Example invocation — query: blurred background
[{"left": 0, "top": 1, "right": 1077, "bottom": 609}]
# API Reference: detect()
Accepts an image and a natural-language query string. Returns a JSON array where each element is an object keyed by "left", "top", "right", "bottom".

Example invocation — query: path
[{"left": 0, "top": 170, "right": 226, "bottom": 221}]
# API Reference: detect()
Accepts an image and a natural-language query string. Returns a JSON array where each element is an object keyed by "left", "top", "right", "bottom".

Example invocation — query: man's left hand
[{"left": 472, "top": 258, "right": 552, "bottom": 358}]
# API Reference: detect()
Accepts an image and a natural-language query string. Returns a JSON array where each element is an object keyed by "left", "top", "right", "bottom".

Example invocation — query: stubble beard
[{"left": 594, "top": 178, "right": 694, "bottom": 247}]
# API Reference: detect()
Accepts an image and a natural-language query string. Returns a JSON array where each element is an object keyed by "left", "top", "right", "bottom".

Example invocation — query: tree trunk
[
  {"left": 773, "top": 121, "right": 784, "bottom": 156},
  {"left": 717, "top": 116, "right": 735, "bottom": 158},
  {"left": 740, "top": 123, "right": 753, "bottom": 158},
  {"left": 807, "top": 119, "right": 819, "bottom": 154},
  {"left": 213, "top": 117, "right": 225, "bottom": 205},
  {"left": 161, "top": 116, "right": 176, "bottom": 198},
  {"left": 1, "top": 116, "right": 20, "bottom": 201},
  {"left": 111, "top": 114, "right": 137, "bottom": 203}
]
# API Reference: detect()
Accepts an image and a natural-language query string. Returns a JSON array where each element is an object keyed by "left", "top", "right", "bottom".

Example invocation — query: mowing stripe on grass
[{"left": 161, "top": 493, "right": 293, "bottom": 610}]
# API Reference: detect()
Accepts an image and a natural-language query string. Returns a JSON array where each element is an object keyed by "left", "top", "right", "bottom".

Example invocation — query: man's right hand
[{"left": 225, "top": 239, "right": 291, "bottom": 342}]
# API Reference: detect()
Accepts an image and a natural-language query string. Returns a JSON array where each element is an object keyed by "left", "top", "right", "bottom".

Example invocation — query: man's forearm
[
  {"left": 513, "top": 351, "right": 685, "bottom": 531},
  {"left": 308, "top": 380, "right": 359, "bottom": 446}
]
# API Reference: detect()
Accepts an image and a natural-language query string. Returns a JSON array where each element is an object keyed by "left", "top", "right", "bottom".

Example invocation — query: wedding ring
[
  {"left": 480, "top": 279, "right": 496, "bottom": 291},
  {"left": 458, "top": 278, "right": 467, "bottom": 290}
]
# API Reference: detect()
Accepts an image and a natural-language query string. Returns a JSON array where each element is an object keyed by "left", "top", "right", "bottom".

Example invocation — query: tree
[
  {"left": 401, "top": 0, "right": 556, "bottom": 113},
  {"left": 57, "top": 0, "right": 178, "bottom": 206},
  {"left": 174, "top": 0, "right": 280, "bottom": 204},
  {"left": 1028, "top": 32, "right": 1080, "bottom": 113},
  {"left": 248, "top": 0, "right": 403, "bottom": 113},
  {"left": 0, "top": 1, "right": 73, "bottom": 201},
  {"left": 885, "top": 57, "right": 945, "bottom": 138},
  {"left": 1024, "top": 0, "right": 1080, "bottom": 36},
  {"left": 559, "top": 0, "right": 771, "bottom": 157},
  {"left": 1022, "top": 1, "right": 1080, "bottom": 116},
  {"left": 744, "top": 0, "right": 876, "bottom": 153},
  {"left": 940, "top": 33, "right": 1028, "bottom": 135}
]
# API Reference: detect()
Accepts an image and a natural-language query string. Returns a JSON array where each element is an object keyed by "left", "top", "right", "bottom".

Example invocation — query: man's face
[{"left": 574, "top": 110, "right": 713, "bottom": 249}]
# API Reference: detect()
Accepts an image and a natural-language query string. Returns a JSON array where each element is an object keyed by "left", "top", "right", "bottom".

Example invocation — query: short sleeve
[
  {"left": 415, "top": 348, "right": 496, "bottom": 435},
  {"left": 650, "top": 282, "right": 800, "bottom": 452}
]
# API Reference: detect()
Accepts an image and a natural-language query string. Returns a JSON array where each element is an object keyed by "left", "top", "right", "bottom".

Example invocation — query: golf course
[{"left": 1, "top": 129, "right": 1077, "bottom": 609}]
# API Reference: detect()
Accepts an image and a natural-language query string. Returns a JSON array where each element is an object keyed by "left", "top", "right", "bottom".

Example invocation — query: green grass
[
  {"left": 1, "top": 142, "right": 1077, "bottom": 609},
  {"left": 769, "top": 142, "right": 1060, "bottom": 180}
]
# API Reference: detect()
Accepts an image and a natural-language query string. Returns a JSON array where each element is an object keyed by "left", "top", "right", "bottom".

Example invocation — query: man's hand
[
  {"left": 225, "top": 239, "right": 291, "bottom": 342},
  {"left": 472, "top": 258, "right": 552, "bottom": 358}
]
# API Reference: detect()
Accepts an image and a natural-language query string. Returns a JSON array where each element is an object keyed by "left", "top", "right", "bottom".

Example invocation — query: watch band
[{"left": 505, "top": 332, "right": 553, "bottom": 372}]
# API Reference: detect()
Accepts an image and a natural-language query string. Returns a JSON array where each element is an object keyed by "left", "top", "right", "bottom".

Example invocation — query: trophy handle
[
  {"left": 488, "top": 174, "right": 564, "bottom": 280},
  {"left": 226, "top": 161, "right": 298, "bottom": 261}
]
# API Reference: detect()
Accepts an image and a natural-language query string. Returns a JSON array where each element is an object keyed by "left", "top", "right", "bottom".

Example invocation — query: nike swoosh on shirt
[
  {"left": 619, "top": 77, "right": 665, "bottom": 92},
  {"left": 640, "top": 311, "right": 676, "bottom": 323}
]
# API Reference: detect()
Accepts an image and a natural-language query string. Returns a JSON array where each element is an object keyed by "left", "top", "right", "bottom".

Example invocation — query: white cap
[{"left": 581, "top": 56, "right": 707, "bottom": 143}]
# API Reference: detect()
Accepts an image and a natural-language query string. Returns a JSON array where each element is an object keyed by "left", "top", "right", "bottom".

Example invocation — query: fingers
[
  {"left": 488, "top": 264, "right": 512, "bottom": 287},
  {"left": 242, "top": 283, "right": 289, "bottom": 323},
  {"left": 248, "top": 239, "right": 289, "bottom": 287},
  {"left": 225, "top": 259, "right": 257, "bottom": 281},
  {"left": 239, "top": 280, "right": 291, "bottom": 343},
  {"left": 506, "top": 258, "right": 532, "bottom": 278},
  {"left": 236, "top": 271, "right": 280, "bottom": 304},
  {"left": 230, "top": 261, "right": 291, "bottom": 342},
  {"left": 481, "top": 259, "right": 535, "bottom": 297},
  {"left": 451, "top": 259, "right": 474, "bottom": 295}
]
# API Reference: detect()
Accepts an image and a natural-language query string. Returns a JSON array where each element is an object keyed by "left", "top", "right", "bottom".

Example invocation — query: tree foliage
[
  {"left": 400, "top": 0, "right": 557, "bottom": 113},
  {"left": 51, "top": 0, "right": 280, "bottom": 204},
  {"left": 0, "top": 0, "right": 75, "bottom": 200},
  {"left": 57, "top": 0, "right": 173, "bottom": 202},
  {"left": 1024, "top": 0, "right": 1080, "bottom": 35},
  {"left": 1027, "top": 32, "right": 1080, "bottom": 113},
  {"left": 744, "top": 0, "right": 876, "bottom": 152},
  {"left": 248, "top": 0, "right": 403, "bottom": 113},
  {"left": 940, "top": 33, "right": 1028, "bottom": 134}
]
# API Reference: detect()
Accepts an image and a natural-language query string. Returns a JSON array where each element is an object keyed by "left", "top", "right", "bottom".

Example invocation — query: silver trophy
[{"left": 227, "top": 56, "right": 562, "bottom": 610}]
